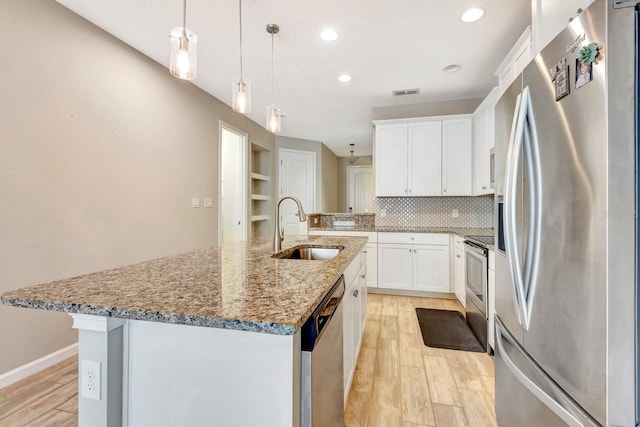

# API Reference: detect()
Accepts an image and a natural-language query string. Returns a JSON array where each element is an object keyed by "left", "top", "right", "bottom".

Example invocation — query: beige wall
[
  {"left": 275, "top": 136, "right": 337, "bottom": 213},
  {"left": 337, "top": 156, "right": 373, "bottom": 213},
  {"left": 372, "top": 98, "right": 483, "bottom": 120},
  {"left": 0, "top": 0, "right": 275, "bottom": 374}
]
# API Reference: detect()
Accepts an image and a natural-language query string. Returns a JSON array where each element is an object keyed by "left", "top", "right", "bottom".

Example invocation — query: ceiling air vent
[{"left": 392, "top": 88, "right": 420, "bottom": 96}]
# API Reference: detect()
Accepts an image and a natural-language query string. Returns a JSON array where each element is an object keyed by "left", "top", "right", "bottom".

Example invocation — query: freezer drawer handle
[{"left": 495, "top": 319, "right": 594, "bottom": 427}]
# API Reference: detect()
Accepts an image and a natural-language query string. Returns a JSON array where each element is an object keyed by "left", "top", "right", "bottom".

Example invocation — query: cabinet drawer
[
  {"left": 308, "top": 230, "right": 377, "bottom": 243},
  {"left": 378, "top": 232, "right": 449, "bottom": 245}
]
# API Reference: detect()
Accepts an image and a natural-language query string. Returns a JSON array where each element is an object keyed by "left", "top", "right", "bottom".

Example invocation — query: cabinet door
[
  {"left": 488, "top": 267, "right": 496, "bottom": 349},
  {"left": 375, "top": 124, "right": 408, "bottom": 196},
  {"left": 442, "top": 118, "right": 473, "bottom": 196},
  {"left": 413, "top": 245, "right": 450, "bottom": 292},
  {"left": 378, "top": 244, "right": 413, "bottom": 290},
  {"left": 351, "top": 281, "right": 362, "bottom": 365},
  {"left": 454, "top": 247, "right": 466, "bottom": 307},
  {"left": 365, "top": 242, "right": 378, "bottom": 288},
  {"left": 408, "top": 121, "right": 442, "bottom": 196},
  {"left": 473, "top": 109, "right": 492, "bottom": 195},
  {"left": 343, "top": 282, "right": 354, "bottom": 397},
  {"left": 359, "top": 267, "right": 367, "bottom": 329}
]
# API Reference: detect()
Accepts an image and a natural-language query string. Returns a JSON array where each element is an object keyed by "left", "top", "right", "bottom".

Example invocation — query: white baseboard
[{"left": 0, "top": 343, "right": 78, "bottom": 389}]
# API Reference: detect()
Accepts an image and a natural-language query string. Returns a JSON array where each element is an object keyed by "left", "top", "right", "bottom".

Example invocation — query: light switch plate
[
  {"left": 192, "top": 197, "right": 200, "bottom": 208},
  {"left": 203, "top": 197, "right": 213, "bottom": 208}
]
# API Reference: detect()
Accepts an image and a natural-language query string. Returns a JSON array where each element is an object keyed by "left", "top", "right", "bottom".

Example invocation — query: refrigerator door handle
[
  {"left": 520, "top": 87, "right": 542, "bottom": 329},
  {"left": 495, "top": 318, "right": 598, "bottom": 427},
  {"left": 504, "top": 92, "right": 526, "bottom": 325}
]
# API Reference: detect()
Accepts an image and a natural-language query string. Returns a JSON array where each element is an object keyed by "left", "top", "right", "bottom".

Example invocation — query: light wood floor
[
  {"left": 344, "top": 294, "right": 497, "bottom": 427},
  {"left": 0, "top": 295, "right": 495, "bottom": 427}
]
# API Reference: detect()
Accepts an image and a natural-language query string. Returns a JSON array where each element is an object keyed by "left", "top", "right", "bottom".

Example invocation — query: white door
[
  {"left": 442, "top": 118, "right": 473, "bottom": 196},
  {"left": 347, "top": 166, "right": 373, "bottom": 213},
  {"left": 378, "top": 244, "right": 413, "bottom": 290},
  {"left": 413, "top": 245, "right": 451, "bottom": 292},
  {"left": 279, "top": 149, "right": 315, "bottom": 235},
  {"left": 375, "top": 124, "right": 408, "bottom": 196},
  {"left": 220, "top": 124, "right": 247, "bottom": 245},
  {"left": 408, "top": 121, "right": 442, "bottom": 196}
]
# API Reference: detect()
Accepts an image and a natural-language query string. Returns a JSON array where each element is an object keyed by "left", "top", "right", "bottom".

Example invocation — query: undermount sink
[{"left": 273, "top": 245, "right": 344, "bottom": 260}]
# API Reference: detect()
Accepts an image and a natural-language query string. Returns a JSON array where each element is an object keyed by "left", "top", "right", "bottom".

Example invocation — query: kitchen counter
[
  {"left": 310, "top": 225, "right": 494, "bottom": 238},
  {"left": 1, "top": 235, "right": 367, "bottom": 335}
]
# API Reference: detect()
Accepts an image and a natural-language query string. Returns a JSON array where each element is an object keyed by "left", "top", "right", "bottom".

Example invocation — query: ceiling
[{"left": 54, "top": 0, "right": 531, "bottom": 157}]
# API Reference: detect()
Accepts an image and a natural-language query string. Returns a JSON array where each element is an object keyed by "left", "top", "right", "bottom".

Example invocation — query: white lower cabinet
[
  {"left": 454, "top": 247, "right": 466, "bottom": 307},
  {"left": 488, "top": 249, "right": 496, "bottom": 350},
  {"left": 342, "top": 252, "right": 367, "bottom": 406},
  {"left": 378, "top": 233, "right": 450, "bottom": 293}
]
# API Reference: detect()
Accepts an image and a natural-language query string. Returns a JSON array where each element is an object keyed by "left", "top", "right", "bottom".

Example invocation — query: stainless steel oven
[{"left": 464, "top": 239, "right": 489, "bottom": 351}]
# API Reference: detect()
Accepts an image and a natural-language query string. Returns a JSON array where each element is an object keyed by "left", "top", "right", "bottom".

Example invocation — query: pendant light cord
[
  {"left": 271, "top": 31, "right": 274, "bottom": 103},
  {"left": 182, "top": 0, "right": 187, "bottom": 35},
  {"left": 239, "top": 0, "right": 243, "bottom": 79}
]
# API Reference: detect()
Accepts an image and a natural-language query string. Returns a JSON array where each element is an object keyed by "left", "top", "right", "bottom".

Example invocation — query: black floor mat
[{"left": 415, "top": 308, "right": 485, "bottom": 353}]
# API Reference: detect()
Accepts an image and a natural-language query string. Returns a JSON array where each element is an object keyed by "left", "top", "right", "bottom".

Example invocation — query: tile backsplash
[{"left": 374, "top": 196, "right": 494, "bottom": 228}]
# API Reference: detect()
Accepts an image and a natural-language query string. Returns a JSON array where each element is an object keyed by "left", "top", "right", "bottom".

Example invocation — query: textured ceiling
[{"left": 55, "top": 0, "right": 531, "bottom": 156}]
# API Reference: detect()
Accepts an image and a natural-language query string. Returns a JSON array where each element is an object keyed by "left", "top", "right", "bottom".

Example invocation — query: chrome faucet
[{"left": 274, "top": 196, "right": 308, "bottom": 252}]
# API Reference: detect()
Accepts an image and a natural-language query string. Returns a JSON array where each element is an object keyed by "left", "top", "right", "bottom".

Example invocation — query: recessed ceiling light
[
  {"left": 461, "top": 8, "right": 485, "bottom": 23},
  {"left": 443, "top": 64, "right": 461, "bottom": 72},
  {"left": 338, "top": 74, "right": 352, "bottom": 82},
  {"left": 320, "top": 28, "right": 338, "bottom": 41}
]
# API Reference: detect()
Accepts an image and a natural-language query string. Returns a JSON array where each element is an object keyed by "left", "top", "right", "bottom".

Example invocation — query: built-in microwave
[{"left": 489, "top": 148, "right": 496, "bottom": 189}]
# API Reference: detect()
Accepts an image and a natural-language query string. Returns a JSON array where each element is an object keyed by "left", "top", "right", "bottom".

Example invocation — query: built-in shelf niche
[{"left": 250, "top": 143, "right": 273, "bottom": 238}]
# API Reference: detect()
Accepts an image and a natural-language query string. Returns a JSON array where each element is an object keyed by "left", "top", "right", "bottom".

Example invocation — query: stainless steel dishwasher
[{"left": 301, "top": 274, "right": 345, "bottom": 427}]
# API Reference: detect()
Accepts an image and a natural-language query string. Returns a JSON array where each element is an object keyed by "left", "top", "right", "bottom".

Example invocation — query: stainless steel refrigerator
[{"left": 493, "top": 1, "right": 637, "bottom": 426}]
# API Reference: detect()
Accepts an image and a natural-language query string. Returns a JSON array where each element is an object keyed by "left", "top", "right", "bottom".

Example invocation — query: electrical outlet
[
  {"left": 452, "top": 209, "right": 459, "bottom": 218},
  {"left": 192, "top": 197, "right": 200, "bottom": 208},
  {"left": 313, "top": 217, "right": 319, "bottom": 225},
  {"left": 80, "top": 360, "right": 101, "bottom": 400},
  {"left": 380, "top": 209, "right": 387, "bottom": 218}
]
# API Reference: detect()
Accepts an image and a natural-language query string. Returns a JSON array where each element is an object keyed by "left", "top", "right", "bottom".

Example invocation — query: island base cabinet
[
  {"left": 343, "top": 255, "right": 367, "bottom": 406},
  {"left": 72, "top": 315, "right": 301, "bottom": 427}
]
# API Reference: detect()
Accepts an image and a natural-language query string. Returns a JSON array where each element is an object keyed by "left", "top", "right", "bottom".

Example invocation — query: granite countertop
[
  {"left": 0, "top": 236, "right": 367, "bottom": 336},
  {"left": 310, "top": 225, "right": 494, "bottom": 238}
]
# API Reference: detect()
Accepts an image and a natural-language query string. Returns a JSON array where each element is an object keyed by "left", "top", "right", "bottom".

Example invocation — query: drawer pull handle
[
  {"left": 361, "top": 274, "right": 366, "bottom": 279},
  {"left": 353, "top": 289, "right": 359, "bottom": 297}
]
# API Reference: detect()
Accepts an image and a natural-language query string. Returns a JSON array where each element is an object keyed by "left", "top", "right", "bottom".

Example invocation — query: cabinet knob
[
  {"left": 361, "top": 274, "right": 366, "bottom": 279},
  {"left": 482, "top": 186, "right": 487, "bottom": 189},
  {"left": 353, "top": 289, "right": 359, "bottom": 297},
  {"left": 443, "top": 189, "right": 447, "bottom": 193},
  {"left": 408, "top": 189, "right": 412, "bottom": 193},
  {"left": 457, "top": 254, "right": 461, "bottom": 258},
  {"left": 362, "top": 251, "right": 368, "bottom": 254}
]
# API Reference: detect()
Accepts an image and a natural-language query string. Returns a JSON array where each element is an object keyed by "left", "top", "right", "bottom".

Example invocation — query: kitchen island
[{"left": 1, "top": 235, "right": 367, "bottom": 427}]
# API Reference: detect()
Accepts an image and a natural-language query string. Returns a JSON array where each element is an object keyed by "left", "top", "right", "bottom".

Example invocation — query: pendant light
[
  {"left": 266, "top": 24, "right": 281, "bottom": 133},
  {"left": 169, "top": 0, "right": 197, "bottom": 80},
  {"left": 232, "top": 0, "right": 251, "bottom": 113},
  {"left": 347, "top": 144, "right": 360, "bottom": 164}
]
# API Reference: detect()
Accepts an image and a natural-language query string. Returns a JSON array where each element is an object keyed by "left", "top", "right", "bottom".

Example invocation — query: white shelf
[
  {"left": 251, "top": 173, "right": 271, "bottom": 182},
  {"left": 251, "top": 194, "right": 270, "bottom": 201},
  {"left": 251, "top": 215, "right": 270, "bottom": 222}
]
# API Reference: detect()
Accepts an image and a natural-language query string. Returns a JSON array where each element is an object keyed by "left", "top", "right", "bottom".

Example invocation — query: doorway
[
  {"left": 279, "top": 149, "right": 316, "bottom": 235},
  {"left": 347, "top": 165, "right": 373, "bottom": 213},
  {"left": 219, "top": 122, "right": 248, "bottom": 245}
]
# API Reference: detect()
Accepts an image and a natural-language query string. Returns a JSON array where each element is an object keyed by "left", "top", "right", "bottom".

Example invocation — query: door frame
[
  {"left": 278, "top": 148, "right": 316, "bottom": 213},
  {"left": 218, "top": 121, "right": 248, "bottom": 246}
]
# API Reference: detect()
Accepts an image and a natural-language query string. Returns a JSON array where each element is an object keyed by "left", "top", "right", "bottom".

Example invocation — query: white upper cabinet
[
  {"left": 532, "top": 0, "right": 595, "bottom": 55},
  {"left": 473, "top": 87, "right": 499, "bottom": 196},
  {"left": 495, "top": 26, "right": 532, "bottom": 95},
  {"left": 408, "top": 121, "right": 442, "bottom": 196},
  {"left": 442, "top": 118, "right": 473, "bottom": 196},
  {"left": 375, "top": 124, "right": 408, "bottom": 196},
  {"left": 374, "top": 115, "right": 472, "bottom": 197}
]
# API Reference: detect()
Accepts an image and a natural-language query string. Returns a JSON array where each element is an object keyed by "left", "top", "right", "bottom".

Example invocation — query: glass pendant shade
[
  {"left": 266, "top": 105, "right": 281, "bottom": 133},
  {"left": 169, "top": 28, "right": 197, "bottom": 80},
  {"left": 233, "top": 78, "right": 251, "bottom": 113}
]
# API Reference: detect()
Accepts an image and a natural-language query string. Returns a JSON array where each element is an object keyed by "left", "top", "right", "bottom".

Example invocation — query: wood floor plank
[
  {"left": 379, "top": 315, "right": 399, "bottom": 340},
  {"left": 447, "top": 350, "right": 487, "bottom": 392},
  {"left": 350, "top": 347, "right": 376, "bottom": 394},
  {"left": 24, "top": 409, "right": 77, "bottom": 427},
  {"left": 422, "top": 356, "right": 462, "bottom": 406},
  {"left": 0, "top": 381, "right": 66, "bottom": 421},
  {"left": 368, "top": 376, "right": 402, "bottom": 427},
  {"left": 344, "top": 390, "right": 370, "bottom": 427},
  {"left": 459, "top": 389, "right": 498, "bottom": 427},
  {"left": 473, "top": 352, "right": 495, "bottom": 377},
  {"left": 481, "top": 375, "right": 495, "bottom": 401},
  {"left": 398, "top": 310, "right": 418, "bottom": 333},
  {"left": 362, "top": 320, "right": 380, "bottom": 349},
  {"left": 400, "top": 365, "right": 435, "bottom": 426},
  {"left": 380, "top": 295, "right": 399, "bottom": 316},
  {"left": 55, "top": 382, "right": 78, "bottom": 414},
  {"left": 399, "top": 332, "right": 425, "bottom": 368},
  {"left": 432, "top": 403, "right": 470, "bottom": 427},
  {"left": 0, "top": 381, "right": 77, "bottom": 426},
  {"left": 368, "top": 299, "right": 382, "bottom": 322},
  {"left": 29, "top": 357, "right": 78, "bottom": 386},
  {"left": 374, "top": 339, "right": 400, "bottom": 378}
]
